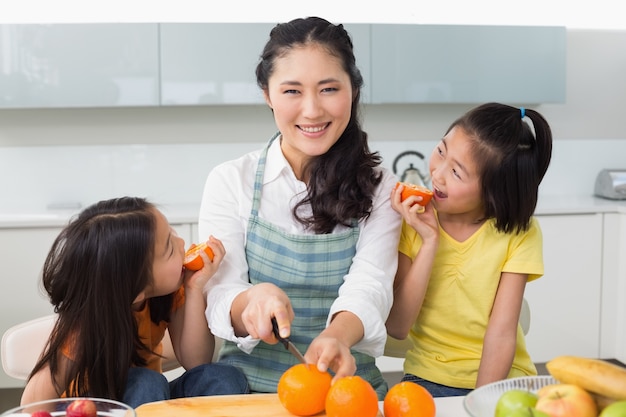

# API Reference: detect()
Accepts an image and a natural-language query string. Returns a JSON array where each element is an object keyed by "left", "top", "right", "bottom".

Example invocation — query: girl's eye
[
  {"left": 452, "top": 168, "right": 462, "bottom": 179},
  {"left": 321, "top": 87, "right": 338, "bottom": 93},
  {"left": 284, "top": 89, "right": 299, "bottom": 95}
]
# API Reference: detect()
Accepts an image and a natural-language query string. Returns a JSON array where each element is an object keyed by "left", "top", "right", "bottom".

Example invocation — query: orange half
[
  {"left": 183, "top": 242, "right": 215, "bottom": 271},
  {"left": 396, "top": 182, "right": 433, "bottom": 206}
]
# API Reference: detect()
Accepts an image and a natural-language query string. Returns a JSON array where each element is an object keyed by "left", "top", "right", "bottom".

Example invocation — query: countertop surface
[{"left": 1, "top": 194, "right": 626, "bottom": 229}]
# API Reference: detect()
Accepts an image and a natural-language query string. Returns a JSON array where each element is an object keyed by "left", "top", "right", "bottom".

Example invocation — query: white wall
[{"left": 0, "top": 29, "right": 625, "bottom": 213}]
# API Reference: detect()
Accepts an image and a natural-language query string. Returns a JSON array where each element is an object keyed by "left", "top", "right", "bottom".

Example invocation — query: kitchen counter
[
  {"left": 1, "top": 195, "right": 626, "bottom": 229},
  {"left": 379, "top": 396, "right": 466, "bottom": 416},
  {"left": 535, "top": 194, "right": 626, "bottom": 215},
  {"left": 423, "top": 396, "right": 466, "bottom": 416},
  {"left": 0, "top": 202, "right": 200, "bottom": 228}
]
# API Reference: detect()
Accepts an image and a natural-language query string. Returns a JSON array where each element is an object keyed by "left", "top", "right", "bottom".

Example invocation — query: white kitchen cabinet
[
  {"left": 1, "top": 23, "right": 566, "bottom": 108},
  {"left": 159, "top": 23, "right": 372, "bottom": 105},
  {"left": 524, "top": 214, "right": 603, "bottom": 363},
  {"left": 370, "top": 24, "right": 566, "bottom": 104},
  {"left": 171, "top": 223, "right": 192, "bottom": 245},
  {"left": 159, "top": 23, "right": 273, "bottom": 105},
  {"left": 0, "top": 24, "right": 159, "bottom": 108},
  {"left": 602, "top": 213, "right": 626, "bottom": 364},
  {"left": 0, "top": 227, "right": 60, "bottom": 388}
]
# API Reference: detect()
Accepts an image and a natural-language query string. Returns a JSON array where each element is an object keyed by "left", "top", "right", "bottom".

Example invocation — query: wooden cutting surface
[{"left": 135, "top": 393, "right": 383, "bottom": 417}]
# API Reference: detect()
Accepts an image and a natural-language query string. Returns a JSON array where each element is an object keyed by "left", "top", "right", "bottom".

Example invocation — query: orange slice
[
  {"left": 396, "top": 182, "right": 433, "bottom": 206},
  {"left": 183, "top": 242, "right": 215, "bottom": 271}
]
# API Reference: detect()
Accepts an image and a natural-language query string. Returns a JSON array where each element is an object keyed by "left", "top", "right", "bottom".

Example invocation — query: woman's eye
[
  {"left": 321, "top": 87, "right": 338, "bottom": 93},
  {"left": 284, "top": 89, "right": 298, "bottom": 95}
]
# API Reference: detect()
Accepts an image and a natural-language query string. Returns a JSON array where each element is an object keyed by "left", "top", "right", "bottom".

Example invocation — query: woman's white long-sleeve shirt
[{"left": 199, "top": 138, "right": 401, "bottom": 357}]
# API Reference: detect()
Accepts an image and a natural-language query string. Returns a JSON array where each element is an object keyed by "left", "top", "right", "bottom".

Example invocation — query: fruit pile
[
  {"left": 277, "top": 363, "right": 436, "bottom": 417},
  {"left": 495, "top": 355, "right": 626, "bottom": 417},
  {"left": 30, "top": 398, "right": 98, "bottom": 417}
]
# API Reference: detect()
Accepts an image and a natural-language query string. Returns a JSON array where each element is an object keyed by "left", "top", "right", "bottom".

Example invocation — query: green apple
[
  {"left": 495, "top": 389, "right": 539, "bottom": 417},
  {"left": 508, "top": 407, "right": 551, "bottom": 417},
  {"left": 599, "top": 400, "right": 626, "bottom": 417}
]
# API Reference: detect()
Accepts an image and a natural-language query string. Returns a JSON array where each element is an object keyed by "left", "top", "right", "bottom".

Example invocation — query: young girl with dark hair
[
  {"left": 199, "top": 17, "right": 401, "bottom": 399},
  {"left": 388, "top": 103, "right": 553, "bottom": 397},
  {"left": 21, "top": 197, "right": 248, "bottom": 407}
]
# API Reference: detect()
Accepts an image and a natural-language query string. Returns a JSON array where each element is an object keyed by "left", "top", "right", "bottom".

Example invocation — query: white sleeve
[
  {"left": 328, "top": 168, "right": 402, "bottom": 357},
  {"left": 199, "top": 155, "right": 261, "bottom": 353}
]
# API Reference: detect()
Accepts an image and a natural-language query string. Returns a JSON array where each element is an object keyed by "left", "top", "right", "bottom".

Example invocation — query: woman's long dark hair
[
  {"left": 27, "top": 197, "right": 174, "bottom": 400},
  {"left": 447, "top": 103, "right": 553, "bottom": 233},
  {"left": 256, "top": 17, "right": 382, "bottom": 233}
]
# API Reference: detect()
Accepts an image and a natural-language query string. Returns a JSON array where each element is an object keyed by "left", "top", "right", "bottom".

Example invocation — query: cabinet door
[
  {"left": 0, "top": 24, "right": 159, "bottom": 108},
  {"left": 160, "top": 23, "right": 372, "bottom": 105},
  {"left": 524, "top": 214, "right": 603, "bottom": 363},
  {"left": 344, "top": 24, "right": 372, "bottom": 104},
  {"left": 603, "top": 213, "right": 626, "bottom": 363},
  {"left": 171, "top": 223, "right": 192, "bottom": 245},
  {"left": 0, "top": 227, "right": 60, "bottom": 388},
  {"left": 370, "top": 25, "right": 566, "bottom": 104},
  {"left": 160, "top": 23, "right": 273, "bottom": 105}
]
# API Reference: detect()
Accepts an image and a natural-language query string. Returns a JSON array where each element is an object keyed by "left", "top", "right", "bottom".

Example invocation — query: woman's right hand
[{"left": 234, "top": 282, "right": 295, "bottom": 343}]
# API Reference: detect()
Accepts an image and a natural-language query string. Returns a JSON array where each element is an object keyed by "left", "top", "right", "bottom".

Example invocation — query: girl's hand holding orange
[
  {"left": 394, "top": 182, "right": 433, "bottom": 213},
  {"left": 184, "top": 241, "right": 215, "bottom": 271},
  {"left": 183, "top": 236, "right": 225, "bottom": 291}
]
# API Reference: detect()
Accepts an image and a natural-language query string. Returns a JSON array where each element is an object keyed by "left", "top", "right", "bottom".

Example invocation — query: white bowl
[
  {"left": 463, "top": 375, "right": 558, "bottom": 417},
  {"left": 0, "top": 397, "right": 136, "bottom": 417}
]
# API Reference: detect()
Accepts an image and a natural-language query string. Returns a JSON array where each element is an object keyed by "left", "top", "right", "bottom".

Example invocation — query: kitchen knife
[{"left": 271, "top": 317, "right": 307, "bottom": 364}]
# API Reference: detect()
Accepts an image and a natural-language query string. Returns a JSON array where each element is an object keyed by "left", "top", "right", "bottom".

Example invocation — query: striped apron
[{"left": 219, "top": 134, "right": 387, "bottom": 398}]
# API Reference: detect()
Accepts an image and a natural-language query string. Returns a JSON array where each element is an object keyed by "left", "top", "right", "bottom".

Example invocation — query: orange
[
  {"left": 277, "top": 363, "right": 332, "bottom": 416},
  {"left": 383, "top": 381, "right": 436, "bottom": 417},
  {"left": 325, "top": 375, "right": 379, "bottom": 417},
  {"left": 396, "top": 181, "right": 433, "bottom": 206},
  {"left": 183, "top": 242, "right": 215, "bottom": 271}
]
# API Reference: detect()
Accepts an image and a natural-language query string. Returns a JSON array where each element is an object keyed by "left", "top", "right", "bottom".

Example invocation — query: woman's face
[
  {"left": 149, "top": 208, "right": 186, "bottom": 298},
  {"left": 429, "top": 126, "right": 484, "bottom": 221},
  {"left": 263, "top": 43, "right": 353, "bottom": 179}
]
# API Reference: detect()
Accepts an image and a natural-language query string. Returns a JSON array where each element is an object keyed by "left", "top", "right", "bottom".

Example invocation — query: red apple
[
  {"left": 31, "top": 412, "right": 53, "bottom": 417},
  {"left": 535, "top": 384, "right": 597, "bottom": 417},
  {"left": 66, "top": 399, "right": 97, "bottom": 417}
]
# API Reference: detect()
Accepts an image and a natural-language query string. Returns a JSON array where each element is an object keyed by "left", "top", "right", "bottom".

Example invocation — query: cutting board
[{"left": 135, "top": 393, "right": 383, "bottom": 417}]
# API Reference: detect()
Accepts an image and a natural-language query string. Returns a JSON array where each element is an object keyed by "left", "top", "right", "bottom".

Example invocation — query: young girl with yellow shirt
[{"left": 388, "top": 103, "right": 553, "bottom": 397}]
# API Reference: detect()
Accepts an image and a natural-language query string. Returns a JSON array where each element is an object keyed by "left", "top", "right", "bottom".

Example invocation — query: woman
[{"left": 199, "top": 17, "right": 401, "bottom": 399}]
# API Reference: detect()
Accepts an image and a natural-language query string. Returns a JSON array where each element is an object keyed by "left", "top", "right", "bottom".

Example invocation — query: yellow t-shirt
[{"left": 398, "top": 217, "right": 543, "bottom": 389}]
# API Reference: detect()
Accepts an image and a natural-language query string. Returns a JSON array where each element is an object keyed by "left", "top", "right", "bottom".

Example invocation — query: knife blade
[{"left": 271, "top": 317, "right": 307, "bottom": 364}]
